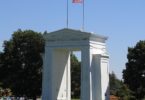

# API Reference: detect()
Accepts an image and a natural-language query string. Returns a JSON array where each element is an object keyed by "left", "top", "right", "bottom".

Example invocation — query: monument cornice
[{"left": 44, "top": 28, "right": 108, "bottom": 43}]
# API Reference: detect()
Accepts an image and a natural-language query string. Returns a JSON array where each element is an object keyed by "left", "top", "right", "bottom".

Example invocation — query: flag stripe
[{"left": 72, "top": 0, "right": 83, "bottom": 3}]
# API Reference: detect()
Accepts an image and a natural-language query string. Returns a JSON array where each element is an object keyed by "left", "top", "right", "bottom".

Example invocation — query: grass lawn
[{"left": 72, "top": 99, "right": 80, "bottom": 100}]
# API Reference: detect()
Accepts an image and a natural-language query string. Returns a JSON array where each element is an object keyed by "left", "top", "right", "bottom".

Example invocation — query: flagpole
[
  {"left": 82, "top": 0, "right": 85, "bottom": 31},
  {"left": 67, "top": 0, "right": 69, "bottom": 28}
]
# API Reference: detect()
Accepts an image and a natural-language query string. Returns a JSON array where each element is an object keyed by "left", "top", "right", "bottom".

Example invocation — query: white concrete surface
[{"left": 42, "top": 28, "right": 109, "bottom": 100}]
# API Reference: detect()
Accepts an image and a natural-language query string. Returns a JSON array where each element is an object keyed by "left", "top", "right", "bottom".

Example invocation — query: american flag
[{"left": 72, "top": 0, "right": 83, "bottom": 3}]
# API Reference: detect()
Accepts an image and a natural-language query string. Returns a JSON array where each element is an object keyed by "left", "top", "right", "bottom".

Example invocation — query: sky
[{"left": 0, "top": 0, "right": 145, "bottom": 79}]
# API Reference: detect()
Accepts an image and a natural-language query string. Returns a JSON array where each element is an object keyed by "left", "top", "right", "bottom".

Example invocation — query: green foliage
[
  {"left": 110, "top": 72, "right": 135, "bottom": 100},
  {"left": 71, "top": 54, "right": 81, "bottom": 99},
  {"left": 0, "top": 29, "right": 44, "bottom": 98},
  {"left": 110, "top": 72, "right": 121, "bottom": 95},
  {"left": 123, "top": 40, "right": 145, "bottom": 99}
]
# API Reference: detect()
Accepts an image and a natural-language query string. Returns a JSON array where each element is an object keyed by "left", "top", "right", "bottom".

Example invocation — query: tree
[
  {"left": 110, "top": 72, "right": 135, "bottom": 100},
  {"left": 0, "top": 29, "right": 44, "bottom": 99},
  {"left": 71, "top": 54, "right": 81, "bottom": 99},
  {"left": 110, "top": 72, "right": 122, "bottom": 95},
  {"left": 123, "top": 40, "right": 145, "bottom": 99}
]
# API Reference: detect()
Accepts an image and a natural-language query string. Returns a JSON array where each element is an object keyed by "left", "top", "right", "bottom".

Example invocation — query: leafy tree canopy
[
  {"left": 110, "top": 72, "right": 135, "bottom": 100},
  {"left": 71, "top": 54, "right": 81, "bottom": 99},
  {"left": 0, "top": 29, "right": 44, "bottom": 99},
  {"left": 123, "top": 40, "right": 145, "bottom": 99}
]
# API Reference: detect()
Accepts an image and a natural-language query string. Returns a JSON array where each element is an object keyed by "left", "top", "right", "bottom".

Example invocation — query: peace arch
[{"left": 42, "top": 28, "right": 109, "bottom": 100}]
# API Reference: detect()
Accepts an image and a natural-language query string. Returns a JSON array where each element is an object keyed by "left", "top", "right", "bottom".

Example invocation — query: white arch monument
[{"left": 42, "top": 28, "right": 109, "bottom": 100}]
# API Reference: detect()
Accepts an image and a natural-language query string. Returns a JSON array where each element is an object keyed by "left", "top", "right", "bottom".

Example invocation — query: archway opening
[{"left": 71, "top": 51, "right": 81, "bottom": 100}]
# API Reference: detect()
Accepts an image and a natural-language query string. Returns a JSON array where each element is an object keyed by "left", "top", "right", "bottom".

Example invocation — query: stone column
[
  {"left": 52, "top": 49, "right": 71, "bottom": 100},
  {"left": 42, "top": 48, "right": 71, "bottom": 100},
  {"left": 66, "top": 52, "right": 71, "bottom": 100},
  {"left": 91, "top": 54, "right": 109, "bottom": 100},
  {"left": 42, "top": 47, "right": 53, "bottom": 100},
  {"left": 81, "top": 47, "right": 92, "bottom": 100},
  {"left": 91, "top": 54, "right": 102, "bottom": 100}
]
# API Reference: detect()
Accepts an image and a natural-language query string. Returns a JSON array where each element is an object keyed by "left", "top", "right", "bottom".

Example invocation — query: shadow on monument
[
  {"left": 52, "top": 49, "right": 70, "bottom": 100},
  {"left": 54, "top": 50, "right": 81, "bottom": 100},
  {"left": 91, "top": 55, "right": 109, "bottom": 100}
]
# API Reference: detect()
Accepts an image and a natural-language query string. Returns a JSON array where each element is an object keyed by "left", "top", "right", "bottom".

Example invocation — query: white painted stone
[{"left": 42, "top": 28, "right": 109, "bottom": 100}]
